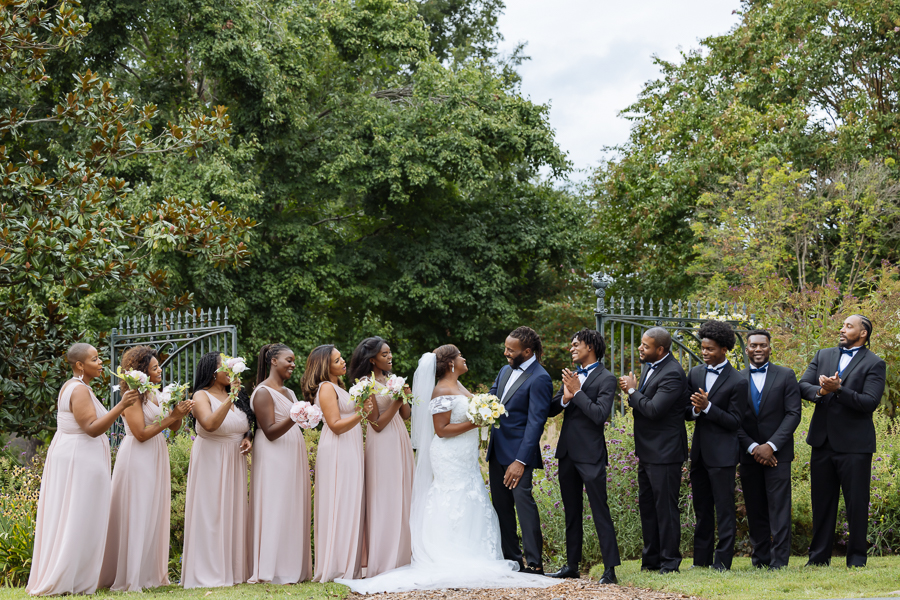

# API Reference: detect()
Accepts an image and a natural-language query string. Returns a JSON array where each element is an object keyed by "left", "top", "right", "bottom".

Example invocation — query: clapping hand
[
  {"left": 818, "top": 371, "right": 841, "bottom": 395},
  {"left": 691, "top": 388, "right": 710, "bottom": 412},
  {"left": 618, "top": 372, "right": 638, "bottom": 392},
  {"left": 561, "top": 369, "right": 580, "bottom": 399}
]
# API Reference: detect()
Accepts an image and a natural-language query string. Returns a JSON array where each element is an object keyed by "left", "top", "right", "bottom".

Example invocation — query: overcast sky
[{"left": 497, "top": 1, "right": 741, "bottom": 180}]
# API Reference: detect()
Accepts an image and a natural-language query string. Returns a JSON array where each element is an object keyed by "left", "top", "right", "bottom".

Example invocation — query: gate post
[{"left": 591, "top": 272, "right": 610, "bottom": 335}]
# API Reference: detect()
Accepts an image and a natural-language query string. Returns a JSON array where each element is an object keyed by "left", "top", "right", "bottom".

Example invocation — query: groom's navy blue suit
[{"left": 488, "top": 359, "right": 553, "bottom": 569}]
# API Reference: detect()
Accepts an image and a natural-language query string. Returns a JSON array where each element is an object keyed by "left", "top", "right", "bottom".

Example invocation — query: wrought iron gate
[
  {"left": 107, "top": 307, "right": 236, "bottom": 444},
  {"left": 590, "top": 274, "right": 754, "bottom": 415}
]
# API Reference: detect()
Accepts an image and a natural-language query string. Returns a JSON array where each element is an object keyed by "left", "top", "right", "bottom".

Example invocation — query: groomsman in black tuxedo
[
  {"left": 685, "top": 320, "right": 746, "bottom": 571},
  {"left": 547, "top": 329, "right": 620, "bottom": 584},
  {"left": 737, "top": 329, "right": 801, "bottom": 569},
  {"left": 799, "top": 314, "right": 886, "bottom": 567},
  {"left": 618, "top": 327, "right": 690, "bottom": 574}
]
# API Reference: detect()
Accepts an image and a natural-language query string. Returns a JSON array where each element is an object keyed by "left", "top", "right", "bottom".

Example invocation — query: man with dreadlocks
[
  {"left": 487, "top": 326, "right": 554, "bottom": 575},
  {"left": 799, "top": 314, "right": 886, "bottom": 568}
]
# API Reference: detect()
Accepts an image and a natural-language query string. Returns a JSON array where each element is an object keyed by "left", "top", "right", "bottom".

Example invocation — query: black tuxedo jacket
[
  {"left": 685, "top": 362, "right": 745, "bottom": 467},
  {"left": 548, "top": 364, "right": 616, "bottom": 465},
  {"left": 799, "top": 346, "right": 886, "bottom": 454},
  {"left": 736, "top": 363, "right": 801, "bottom": 464},
  {"left": 627, "top": 354, "right": 690, "bottom": 464}
]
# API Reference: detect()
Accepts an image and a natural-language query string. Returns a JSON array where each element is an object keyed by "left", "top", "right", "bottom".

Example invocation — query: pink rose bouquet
[
  {"left": 290, "top": 401, "right": 323, "bottom": 429},
  {"left": 383, "top": 374, "right": 414, "bottom": 404},
  {"left": 109, "top": 366, "right": 159, "bottom": 395},
  {"left": 216, "top": 353, "right": 248, "bottom": 402}
]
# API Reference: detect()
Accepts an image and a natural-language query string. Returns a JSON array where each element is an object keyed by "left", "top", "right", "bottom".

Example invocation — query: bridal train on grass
[{"left": 337, "top": 352, "right": 558, "bottom": 594}]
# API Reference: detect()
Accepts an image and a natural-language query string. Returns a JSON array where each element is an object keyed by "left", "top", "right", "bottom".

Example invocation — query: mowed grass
[
  {"left": 0, "top": 583, "right": 350, "bottom": 599},
  {"left": 590, "top": 557, "right": 900, "bottom": 600}
]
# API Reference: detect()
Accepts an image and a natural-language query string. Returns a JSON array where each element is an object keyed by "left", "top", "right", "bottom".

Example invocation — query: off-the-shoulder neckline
[{"left": 432, "top": 394, "right": 466, "bottom": 399}]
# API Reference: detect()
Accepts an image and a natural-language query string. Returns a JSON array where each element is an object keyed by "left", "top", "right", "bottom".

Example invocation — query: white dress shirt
[
  {"left": 747, "top": 362, "right": 777, "bottom": 453},
  {"left": 690, "top": 359, "right": 728, "bottom": 419},
  {"left": 839, "top": 345, "right": 863, "bottom": 372},
  {"left": 502, "top": 354, "right": 537, "bottom": 402},
  {"left": 560, "top": 361, "right": 599, "bottom": 407},
  {"left": 633, "top": 353, "right": 669, "bottom": 392}
]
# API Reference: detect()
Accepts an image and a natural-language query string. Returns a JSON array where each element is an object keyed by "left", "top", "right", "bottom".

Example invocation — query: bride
[{"left": 337, "top": 345, "right": 558, "bottom": 593}]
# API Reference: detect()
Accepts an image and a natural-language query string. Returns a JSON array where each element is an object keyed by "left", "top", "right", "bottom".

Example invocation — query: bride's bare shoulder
[{"left": 432, "top": 381, "right": 459, "bottom": 398}]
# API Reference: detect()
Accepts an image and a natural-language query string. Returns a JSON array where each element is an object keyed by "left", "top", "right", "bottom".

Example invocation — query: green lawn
[
  {"left": 590, "top": 557, "right": 900, "bottom": 600},
  {"left": 0, "top": 583, "right": 351, "bottom": 599}
]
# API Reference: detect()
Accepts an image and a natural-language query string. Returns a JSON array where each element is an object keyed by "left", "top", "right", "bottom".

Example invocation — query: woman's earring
[
  {"left": 74, "top": 371, "right": 84, "bottom": 382},
  {"left": 451, "top": 364, "right": 455, "bottom": 373}
]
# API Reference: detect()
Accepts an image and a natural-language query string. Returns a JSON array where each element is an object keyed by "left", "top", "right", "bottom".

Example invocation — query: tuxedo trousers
[
  {"left": 690, "top": 457, "right": 736, "bottom": 569},
  {"left": 809, "top": 440, "right": 872, "bottom": 566},
  {"left": 637, "top": 462, "right": 682, "bottom": 571},
  {"left": 740, "top": 458, "right": 792, "bottom": 568},
  {"left": 557, "top": 455, "right": 621, "bottom": 570},
  {"left": 488, "top": 458, "right": 543, "bottom": 568}
]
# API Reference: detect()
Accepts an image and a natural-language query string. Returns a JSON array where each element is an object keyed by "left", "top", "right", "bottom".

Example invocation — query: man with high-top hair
[
  {"left": 619, "top": 327, "right": 690, "bottom": 574},
  {"left": 799, "top": 314, "right": 886, "bottom": 567},
  {"left": 737, "top": 329, "right": 801, "bottom": 569}
]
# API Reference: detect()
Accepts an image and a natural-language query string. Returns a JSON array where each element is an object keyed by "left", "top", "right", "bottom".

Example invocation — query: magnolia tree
[{"left": 0, "top": 0, "right": 254, "bottom": 436}]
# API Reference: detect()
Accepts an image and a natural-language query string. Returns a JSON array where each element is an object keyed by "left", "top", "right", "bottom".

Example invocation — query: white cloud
[{"left": 497, "top": 0, "right": 741, "bottom": 180}]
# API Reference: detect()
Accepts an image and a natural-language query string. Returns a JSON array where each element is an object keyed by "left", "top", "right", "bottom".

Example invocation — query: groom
[{"left": 488, "top": 326, "right": 554, "bottom": 575}]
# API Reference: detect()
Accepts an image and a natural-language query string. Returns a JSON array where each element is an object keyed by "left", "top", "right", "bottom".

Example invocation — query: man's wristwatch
[{"left": 627, "top": 387, "right": 636, "bottom": 396}]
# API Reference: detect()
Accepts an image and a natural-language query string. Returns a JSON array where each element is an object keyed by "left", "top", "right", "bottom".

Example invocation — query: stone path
[{"left": 348, "top": 578, "right": 699, "bottom": 600}]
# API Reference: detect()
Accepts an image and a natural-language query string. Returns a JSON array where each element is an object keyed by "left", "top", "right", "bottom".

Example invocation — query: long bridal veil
[{"left": 336, "top": 352, "right": 558, "bottom": 594}]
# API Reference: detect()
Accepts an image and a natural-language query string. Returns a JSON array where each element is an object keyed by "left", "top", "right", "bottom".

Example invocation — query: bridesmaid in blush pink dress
[
  {"left": 301, "top": 345, "right": 375, "bottom": 582},
  {"left": 100, "top": 346, "right": 193, "bottom": 591},
  {"left": 248, "top": 343, "right": 313, "bottom": 584},
  {"left": 348, "top": 337, "right": 414, "bottom": 576},
  {"left": 27, "top": 344, "right": 139, "bottom": 597},
  {"left": 181, "top": 351, "right": 253, "bottom": 589}
]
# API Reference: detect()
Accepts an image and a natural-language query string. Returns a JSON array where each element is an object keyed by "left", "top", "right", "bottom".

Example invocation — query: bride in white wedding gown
[{"left": 337, "top": 347, "right": 557, "bottom": 594}]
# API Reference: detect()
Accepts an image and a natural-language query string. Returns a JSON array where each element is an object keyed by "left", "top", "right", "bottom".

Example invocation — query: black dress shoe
[
  {"left": 658, "top": 567, "right": 679, "bottom": 575},
  {"left": 688, "top": 564, "right": 708, "bottom": 570},
  {"left": 804, "top": 560, "right": 828, "bottom": 567},
  {"left": 522, "top": 564, "right": 544, "bottom": 576},
  {"left": 640, "top": 565, "right": 660, "bottom": 572},
  {"left": 548, "top": 565, "right": 579, "bottom": 579},
  {"left": 598, "top": 568, "right": 617, "bottom": 584},
  {"left": 711, "top": 563, "right": 729, "bottom": 572}
]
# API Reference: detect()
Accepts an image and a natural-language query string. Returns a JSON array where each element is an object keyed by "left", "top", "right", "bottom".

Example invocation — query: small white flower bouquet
[
  {"left": 349, "top": 375, "right": 377, "bottom": 415},
  {"left": 383, "top": 374, "right": 414, "bottom": 404},
  {"left": 110, "top": 366, "right": 159, "bottom": 395},
  {"left": 466, "top": 393, "right": 507, "bottom": 428},
  {"left": 157, "top": 382, "right": 190, "bottom": 426},
  {"left": 217, "top": 354, "right": 248, "bottom": 402},
  {"left": 290, "top": 401, "right": 323, "bottom": 429}
]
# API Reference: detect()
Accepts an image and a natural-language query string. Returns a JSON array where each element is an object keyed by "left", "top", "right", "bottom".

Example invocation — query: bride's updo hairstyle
[{"left": 434, "top": 344, "right": 461, "bottom": 379}]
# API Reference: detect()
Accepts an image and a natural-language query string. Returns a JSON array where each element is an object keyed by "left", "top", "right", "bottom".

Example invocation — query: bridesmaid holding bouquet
[
  {"left": 248, "top": 343, "right": 313, "bottom": 584},
  {"left": 181, "top": 352, "right": 254, "bottom": 589},
  {"left": 348, "top": 337, "right": 414, "bottom": 576},
  {"left": 27, "top": 344, "right": 139, "bottom": 596},
  {"left": 304, "top": 345, "right": 374, "bottom": 582},
  {"left": 100, "top": 346, "right": 192, "bottom": 591}
]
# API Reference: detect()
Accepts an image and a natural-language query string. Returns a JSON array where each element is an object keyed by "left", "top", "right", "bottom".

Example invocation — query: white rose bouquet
[
  {"left": 110, "top": 366, "right": 160, "bottom": 395},
  {"left": 349, "top": 375, "right": 377, "bottom": 415},
  {"left": 290, "top": 401, "right": 324, "bottom": 429},
  {"left": 466, "top": 393, "right": 507, "bottom": 428},
  {"left": 217, "top": 354, "right": 248, "bottom": 402},
  {"left": 156, "top": 382, "right": 190, "bottom": 427}
]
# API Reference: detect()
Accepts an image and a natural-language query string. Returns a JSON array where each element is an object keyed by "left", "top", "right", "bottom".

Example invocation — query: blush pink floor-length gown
[
  {"left": 99, "top": 392, "right": 171, "bottom": 591},
  {"left": 181, "top": 391, "right": 251, "bottom": 589},
  {"left": 364, "top": 389, "right": 414, "bottom": 576},
  {"left": 312, "top": 381, "right": 366, "bottom": 582},
  {"left": 247, "top": 385, "right": 313, "bottom": 584},
  {"left": 27, "top": 379, "right": 112, "bottom": 596}
]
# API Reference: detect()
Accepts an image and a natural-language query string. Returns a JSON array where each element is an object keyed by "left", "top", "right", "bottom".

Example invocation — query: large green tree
[
  {"left": 590, "top": 0, "right": 900, "bottom": 298},
  {"left": 52, "top": 0, "right": 583, "bottom": 383}
]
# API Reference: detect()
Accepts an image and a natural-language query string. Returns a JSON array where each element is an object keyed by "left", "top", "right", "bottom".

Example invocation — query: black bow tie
[
  {"left": 646, "top": 363, "right": 659, "bottom": 371},
  {"left": 707, "top": 366, "right": 724, "bottom": 375},
  {"left": 749, "top": 364, "right": 768, "bottom": 374},
  {"left": 840, "top": 347, "right": 861, "bottom": 357}
]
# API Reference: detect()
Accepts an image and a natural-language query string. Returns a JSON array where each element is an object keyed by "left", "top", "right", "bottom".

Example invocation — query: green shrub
[{"left": 0, "top": 455, "right": 42, "bottom": 586}]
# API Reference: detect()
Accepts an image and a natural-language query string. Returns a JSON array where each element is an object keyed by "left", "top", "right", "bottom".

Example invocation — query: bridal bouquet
[
  {"left": 349, "top": 375, "right": 377, "bottom": 415},
  {"left": 290, "top": 401, "right": 324, "bottom": 429},
  {"left": 217, "top": 354, "right": 248, "bottom": 402},
  {"left": 156, "top": 382, "right": 190, "bottom": 427},
  {"left": 466, "top": 394, "right": 507, "bottom": 428},
  {"left": 109, "top": 366, "right": 160, "bottom": 395}
]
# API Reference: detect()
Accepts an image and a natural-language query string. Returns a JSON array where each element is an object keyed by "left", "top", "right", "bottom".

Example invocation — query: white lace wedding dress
[{"left": 337, "top": 354, "right": 557, "bottom": 593}]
